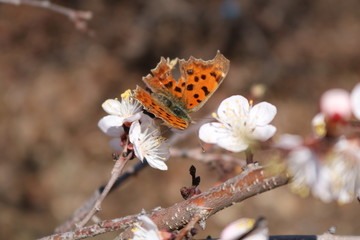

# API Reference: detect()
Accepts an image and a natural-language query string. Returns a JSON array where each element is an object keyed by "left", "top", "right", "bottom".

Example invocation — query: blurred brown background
[{"left": 0, "top": 0, "right": 359, "bottom": 239}]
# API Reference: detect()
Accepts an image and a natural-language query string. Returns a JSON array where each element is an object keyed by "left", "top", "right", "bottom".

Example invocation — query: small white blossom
[
  {"left": 132, "top": 216, "right": 162, "bottom": 240},
  {"left": 220, "top": 218, "right": 268, "bottom": 240},
  {"left": 98, "top": 90, "right": 143, "bottom": 136},
  {"left": 98, "top": 90, "right": 144, "bottom": 151},
  {"left": 199, "top": 95, "right": 277, "bottom": 152},
  {"left": 129, "top": 121, "right": 169, "bottom": 170}
]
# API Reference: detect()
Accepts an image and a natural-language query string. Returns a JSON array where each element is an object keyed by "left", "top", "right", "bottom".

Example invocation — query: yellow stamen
[
  {"left": 249, "top": 99, "right": 254, "bottom": 107},
  {"left": 121, "top": 89, "right": 132, "bottom": 100}
]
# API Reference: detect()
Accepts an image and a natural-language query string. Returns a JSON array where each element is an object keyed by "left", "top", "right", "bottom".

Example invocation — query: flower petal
[
  {"left": 98, "top": 115, "right": 125, "bottom": 137},
  {"left": 102, "top": 99, "right": 122, "bottom": 115},
  {"left": 108, "top": 138, "right": 123, "bottom": 151},
  {"left": 199, "top": 122, "right": 229, "bottom": 144},
  {"left": 251, "top": 125, "right": 276, "bottom": 141},
  {"left": 129, "top": 121, "right": 141, "bottom": 144},
  {"left": 351, "top": 83, "right": 360, "bottom": 120},
  {"left": 249, "top": 102, "right": 277, "bottom": 126},
  {"left": 145, "top": 157, "right": 168, "bottom": 170},
  {"left": 218, "top": 135, "right": 249, "bottom": 152},
  {"left": 217, "top": 95, "right": 249, "bottom": 123}
]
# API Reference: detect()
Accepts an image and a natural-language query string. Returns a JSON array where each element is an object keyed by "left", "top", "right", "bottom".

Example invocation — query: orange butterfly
[{"left": 134, "top": 51, "right": 230, "bottom": 130}]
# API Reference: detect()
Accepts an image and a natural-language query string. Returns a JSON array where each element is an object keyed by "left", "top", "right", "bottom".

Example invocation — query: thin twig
[
  {"left": 77, "top": 145, "right": 133, "bottom": 228},
  {"left": 55, "top": 161, "right": 148, "bottom": 233},
  {"left": 0, "top": 0, "right": 92, "bottom": 31},
  {"left": 174, "top": 215, "right": 201, "bottom": 240}
]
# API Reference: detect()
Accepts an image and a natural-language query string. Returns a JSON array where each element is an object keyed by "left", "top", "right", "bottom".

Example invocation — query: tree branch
[
  {"left": 0, "top": 0, "right": 92, "bottom": 31},
  {"left": 40, "top": 165, "right": 290, "bottom": 240}
]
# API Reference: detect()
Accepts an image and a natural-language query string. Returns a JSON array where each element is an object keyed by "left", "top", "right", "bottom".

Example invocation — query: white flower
[
  {"left": 98, "top": 90, "right": 144, "bottom": 151},
  {"left": 129, "top": 121, "right": 169, "bottom": 170},
  {"left": 98, "top": 90, "right": 143, "bottom": 135},
  {"left": 132, "top": 216, "right": 162, "bottom": 240},
  {"left": 287, "top": 146, "right": 325, "bottom": 199},
  {"left": 351, "top": 83, "right": 360, "bottom": 120},
  {"left": 220, "top": 218, "right": 268, "bottom": 240},
  {"left": 199, "top": 95, "right": 277, "bottom": 152},
  {"left": 286, "top": 136, "right": 360, "bottom": 204}
]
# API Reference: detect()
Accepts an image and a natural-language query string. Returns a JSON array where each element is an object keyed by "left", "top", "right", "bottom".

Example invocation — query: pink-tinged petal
[
  {"left": 98, "top": 115, "right": 125, "bottom": 137},
  {"left": 108, "top": 138, "right": 123, "bottom": 151},
  {"left": 217, "top": 95, "right": 249, "bottom": 122},
  {"left": 102, "top": 99, "right": 122, "bottom": 115},
  {"left": 351, "top": 83, "right": 360, "bottom": 120},
  {"left": 320, "top": 88, "right": 352, "bottom": 121},
  {"left": 249, "top": 102, "right": 277, "bottom": 126},
  {"left": 251, "top": 125, "right": 276, "bottom": 141}
]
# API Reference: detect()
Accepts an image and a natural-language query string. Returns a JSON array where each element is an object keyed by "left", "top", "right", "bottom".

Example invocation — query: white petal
[
  {"left": 123, "top": 112, "right": 142, "bottom": 123},
  {"left": 102, "top": 99, "right": 122, "bottom": 115},
  {"left": 218, "top": 135, "right": 249, "bottom": 152},
  {"left": 108, "top": 138, "right": 123, "bottom": 151},
  {"left": 199, "top": 122, "right": 230, "bottom": 144},
  {"left": 251, "top": 125, "right": 276, "bottom": 141},
  {"left": 217, "top": 95, "right": 249, "bottom": 122},
  {"left": 220, "top": 218, "right": 255, "bottom": 240},
  {"left": 351, "top": 83, "right": 360, "bottom": 120},
  {"left": 129, "top": 121, "right": 141, "bottom": 144},
  {"left": 145, "top": 157, "right": 168, "bottom": 170},
  {"left": 98, "top": 115, "right": 125, "bottom": 137},
  {"left": 249, "top": 102, "right": 277, "bottom": 126}
]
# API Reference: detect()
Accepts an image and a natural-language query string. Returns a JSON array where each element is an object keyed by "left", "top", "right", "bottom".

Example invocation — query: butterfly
[{"left": 134, "top": 51, "right": 230, "bottom": 130}]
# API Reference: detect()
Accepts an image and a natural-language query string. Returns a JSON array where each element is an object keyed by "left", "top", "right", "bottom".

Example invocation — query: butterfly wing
[
  {"left": 134, "top": 86, "right": 189, "bottom": 130},
  {"left": 179, "top": 51, "right": 230, "bottom": 112},
  {"left": 142, "top": 57, "right": 185, "bottom": 100}
]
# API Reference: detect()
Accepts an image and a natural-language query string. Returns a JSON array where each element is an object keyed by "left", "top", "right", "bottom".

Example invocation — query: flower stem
[{"left": 245, "top": 148, "right": 254, "bottom": 165}]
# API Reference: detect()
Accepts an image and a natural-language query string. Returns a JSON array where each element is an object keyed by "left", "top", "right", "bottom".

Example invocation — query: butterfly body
[{"left": 134, "top": 51, "right": 230, "bottom": 130}]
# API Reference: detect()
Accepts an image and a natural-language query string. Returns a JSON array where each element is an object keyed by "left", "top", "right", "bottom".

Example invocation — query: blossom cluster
[
  {"left": 281, "top": 83, "right": 360, "bottom": 204},
  {"left": 98, "top": 90, "right": 169, "bottom": 170}
]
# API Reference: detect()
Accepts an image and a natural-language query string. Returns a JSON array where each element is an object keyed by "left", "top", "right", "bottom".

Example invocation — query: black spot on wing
[
  {"left": 201, "top": 86, "right": 210, "bottom": 96},
  {"left": 175, "top": 86, "right": 182, "bottom": 93},
  {"left": 165, "top": 81, "right": 173, "bottom": 88}
]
